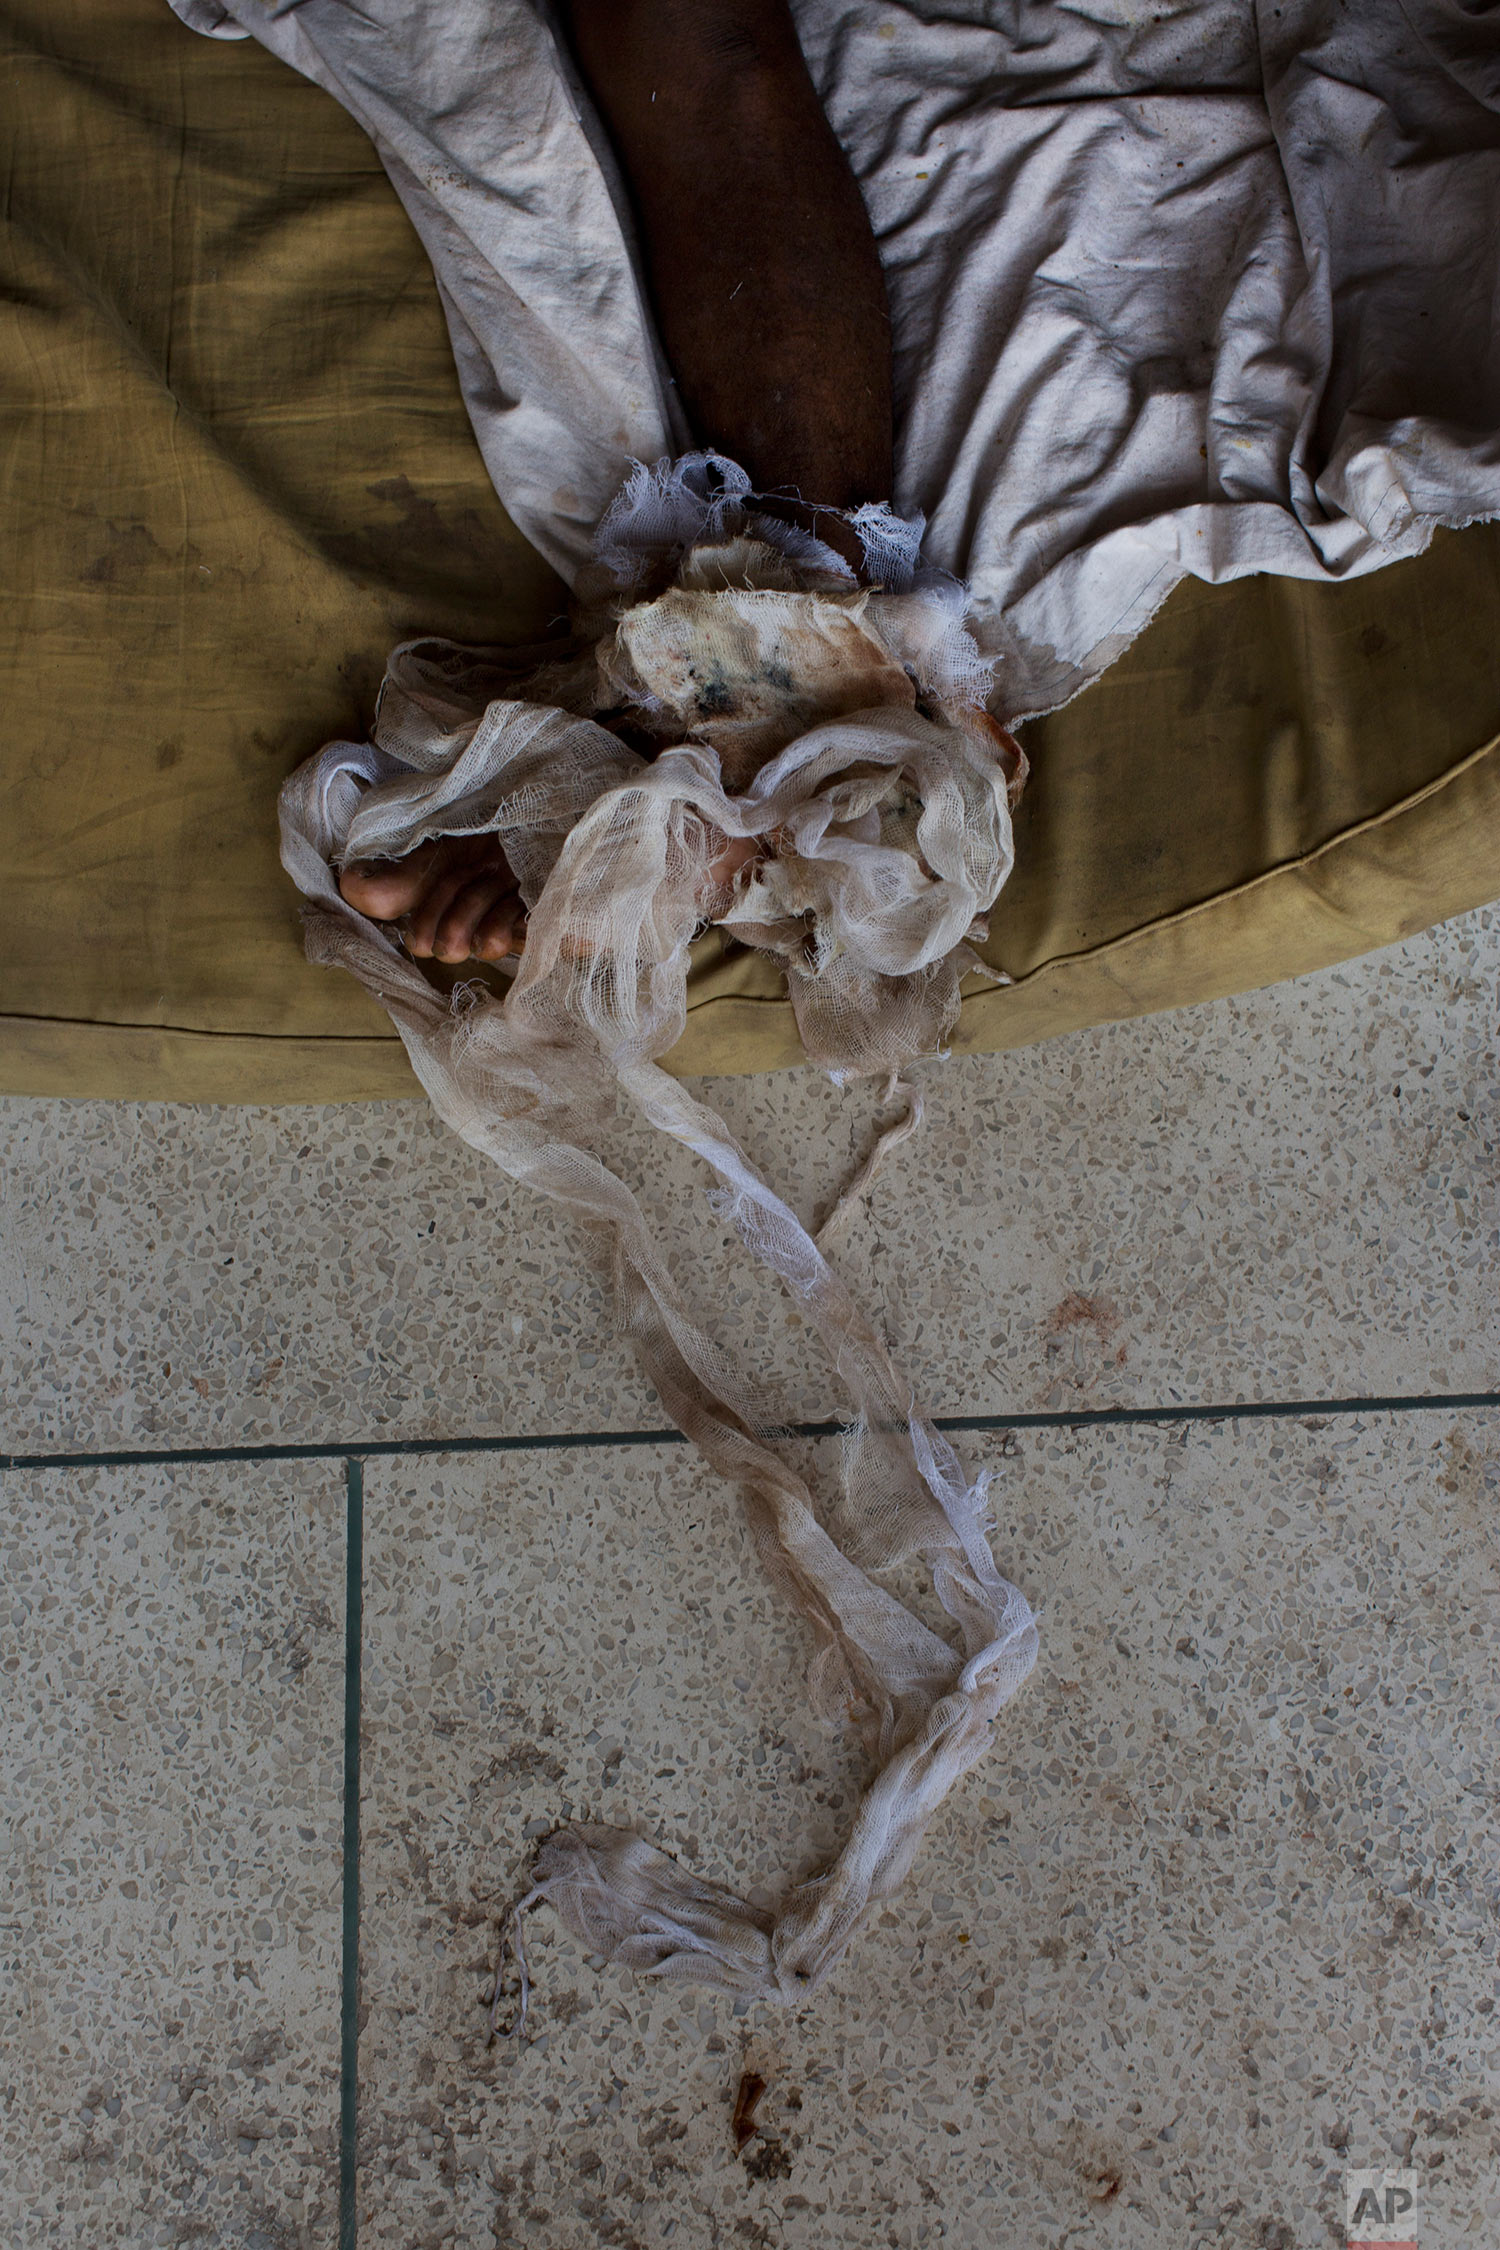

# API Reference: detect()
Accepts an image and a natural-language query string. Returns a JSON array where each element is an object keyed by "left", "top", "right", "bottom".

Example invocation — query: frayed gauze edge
[{"left": 278, "top": 460, "right": 1039, "bottom": 2021}]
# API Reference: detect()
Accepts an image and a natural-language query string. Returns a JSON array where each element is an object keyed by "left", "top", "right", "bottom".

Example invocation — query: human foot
[
  {"left": 338, "top": 833, "right": 526, "bottom": 962},
  {"left": 339, "top": 826, "right": 763, "bottom": 963}
]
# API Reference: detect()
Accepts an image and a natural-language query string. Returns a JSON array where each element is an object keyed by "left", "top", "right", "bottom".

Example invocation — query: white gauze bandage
[{"left": 278, "top": 457, "right": 1039, "bottom": 2017}]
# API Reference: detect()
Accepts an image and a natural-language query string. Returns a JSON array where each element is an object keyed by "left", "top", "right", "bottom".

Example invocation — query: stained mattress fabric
[
  {"left": 4, "top": 0, "right": 1500, "bottom": 1101},
  {"left": 171, "top": 0, "right": 1500, "bottom": 713}
]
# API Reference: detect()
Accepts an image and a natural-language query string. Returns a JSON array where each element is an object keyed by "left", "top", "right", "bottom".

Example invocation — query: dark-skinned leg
[{"left": 562, "top": 0, "right": 892, "bottom": 517}]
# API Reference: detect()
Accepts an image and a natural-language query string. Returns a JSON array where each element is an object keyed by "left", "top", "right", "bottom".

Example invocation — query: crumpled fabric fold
[
  {"left": 279, "top": 459, "right": 1038, "bottom": 2015},
  {"left": 171, "top": 0, "right": 1500, "bottom": 713}
]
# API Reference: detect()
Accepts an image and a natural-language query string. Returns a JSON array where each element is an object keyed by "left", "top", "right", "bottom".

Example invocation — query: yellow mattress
[{"left": 3, "top": 0, "right": 1498, "bottom": 1101}]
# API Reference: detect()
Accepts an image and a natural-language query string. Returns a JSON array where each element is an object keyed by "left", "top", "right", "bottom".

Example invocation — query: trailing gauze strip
[{"left": 279, "top": 459, "right": 1038, "bottom": 2012}]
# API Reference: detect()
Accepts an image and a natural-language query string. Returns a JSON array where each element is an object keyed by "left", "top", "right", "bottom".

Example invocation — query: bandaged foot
[
  {"left": 333, "top": 458, "right": 1022, "bottom": 983},
  {"left": 339, "top": 834, "right": 524, "bottom": 962},
  {"left": 338, "top": 825, "right": 763, "bottom": 963},
  {"left": 282, "top": 457, "right": 1038, "bottom": 2017}
]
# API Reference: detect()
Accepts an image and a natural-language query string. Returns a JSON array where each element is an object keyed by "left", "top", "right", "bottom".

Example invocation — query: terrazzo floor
[{"left": 3, "top": 904, "right": 1498, "bottom": 2248}]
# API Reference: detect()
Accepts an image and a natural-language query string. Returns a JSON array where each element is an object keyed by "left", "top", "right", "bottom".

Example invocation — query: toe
[
  {"left": 339, "top": 843, "right": 442, "bottom": 920},
  {"left": 338, "top": 832, "right": 518, "bottom": 959},
  {"left": 474, "top": 894, "right": 527, "bottom": 961},
  {"left": 403, "top": 862, "right": 479, "bottom": 957},
  {"left": 432, "top": 875, "right": 517, "bottom": 963},
  {"left": 700, "top": 829, "right": 763, "bottom": 913}
]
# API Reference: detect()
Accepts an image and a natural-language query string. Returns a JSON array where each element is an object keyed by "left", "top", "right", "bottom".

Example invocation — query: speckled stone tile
[
  {"left": 353, "top": 1414, "right": 1500, "bottom": 2249},
  {"left": 0, "top": 1463, "right": 345, "bottom": 2248},
  {"left": 2, "top": 905, "right": 1497, "bottom": 1455}
]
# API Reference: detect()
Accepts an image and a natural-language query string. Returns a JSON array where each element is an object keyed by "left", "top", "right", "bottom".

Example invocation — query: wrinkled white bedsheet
[{"left": 174, "top": 0, "right": 1500, "bottom": 712}]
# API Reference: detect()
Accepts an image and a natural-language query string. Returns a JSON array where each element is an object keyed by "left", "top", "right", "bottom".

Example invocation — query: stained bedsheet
[{"left": 2, "top": 0, "right": 1498, "bottom": 1101}]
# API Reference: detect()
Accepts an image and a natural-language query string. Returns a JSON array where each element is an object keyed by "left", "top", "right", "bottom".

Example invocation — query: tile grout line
[
  {"left": 3, "top": 1390, "right": 1500, "bottom": 1475},
  {"left": 8, "top": 1387, "right": 1498, "bottom": 2237},
  {"left": 339, "top": 1457, "right": 364, "bottom": 2250}
]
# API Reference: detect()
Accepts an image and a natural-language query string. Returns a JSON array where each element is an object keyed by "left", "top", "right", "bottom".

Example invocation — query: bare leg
[
  {"left": 562, "top": 0, "right": 892, "bottom": 516},
  {"left": 340, "top": 0, "right": 893, "bottom": 959}
]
